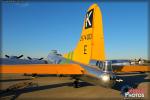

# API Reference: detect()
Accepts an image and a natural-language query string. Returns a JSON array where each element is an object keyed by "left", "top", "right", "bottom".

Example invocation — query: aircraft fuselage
[{"left": 47, "top": 53, "right": 117, "bottom": 87}]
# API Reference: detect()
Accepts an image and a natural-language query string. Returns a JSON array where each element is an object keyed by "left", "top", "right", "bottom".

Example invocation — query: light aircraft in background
[{"left": 1, "top": 3, "right": 149, "bottom": 88}]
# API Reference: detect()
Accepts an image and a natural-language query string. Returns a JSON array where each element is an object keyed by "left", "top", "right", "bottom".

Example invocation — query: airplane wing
[{"left": 0, "top": 64, "right": 85, "bottom": 75}]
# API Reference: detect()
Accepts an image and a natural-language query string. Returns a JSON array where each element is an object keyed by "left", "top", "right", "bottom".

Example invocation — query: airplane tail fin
[{"left": 63, "top": 4, "right": 105, "bottom": 64}]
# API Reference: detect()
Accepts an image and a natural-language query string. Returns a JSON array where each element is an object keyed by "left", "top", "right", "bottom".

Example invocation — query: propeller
[
  {"left": 27, "top": 57, "right": 44, "bottom": 60},
  {"left": 27, "top": 56, "right": 32, "bottom": 60},
  {"left": 38, "top": 58, "right": 44, "bottom": 60},
  {"left": 17, "top": 55, "right": 23, "bottom": 59},
  {"left": 5, "top": 55, "right": 9, "bottom": 58}
]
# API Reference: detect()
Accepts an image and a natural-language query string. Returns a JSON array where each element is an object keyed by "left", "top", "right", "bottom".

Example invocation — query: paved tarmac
[{"left": 0, "top": 73, "right": 149, "bottom": 100}]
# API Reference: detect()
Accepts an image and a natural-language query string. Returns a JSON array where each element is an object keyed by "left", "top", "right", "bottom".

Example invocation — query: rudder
[{"left": 63, "top": 4, "right": 105, "bottom": 64}]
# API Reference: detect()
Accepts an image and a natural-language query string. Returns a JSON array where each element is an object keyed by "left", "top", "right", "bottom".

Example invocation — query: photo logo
[{"left": 121, "top": 85, "right": 144, "bottom": 98}]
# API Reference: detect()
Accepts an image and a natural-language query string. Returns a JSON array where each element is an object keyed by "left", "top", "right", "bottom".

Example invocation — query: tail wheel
[{"left": 73, "top": 79, "right": 80, "bottom": 88}]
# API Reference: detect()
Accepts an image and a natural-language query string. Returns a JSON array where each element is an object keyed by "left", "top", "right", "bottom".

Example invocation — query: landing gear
[
  {"left": 31, "top": 73, "right": 37, "bottom": 79},
  {"left": 73, "top": 79, "right": 80, "bottom": 88}
]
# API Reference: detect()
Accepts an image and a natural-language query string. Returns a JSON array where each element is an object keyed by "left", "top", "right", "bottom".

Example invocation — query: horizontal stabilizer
[
  {"left": 113, "top": 65, "right": 150, "bottom": 72},
  {"left": 0, "top": 64, "right": 85, "bottom": 75}
]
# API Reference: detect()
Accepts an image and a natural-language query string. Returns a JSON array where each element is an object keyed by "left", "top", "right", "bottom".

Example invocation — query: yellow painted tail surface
[{"left": 63, "top": 4, "right": 105, "bottom": 64}]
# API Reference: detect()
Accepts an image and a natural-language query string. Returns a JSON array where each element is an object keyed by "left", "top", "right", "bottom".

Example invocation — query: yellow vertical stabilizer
[{"left": 63, "top": 4, "right": 105, "bottom": 64}]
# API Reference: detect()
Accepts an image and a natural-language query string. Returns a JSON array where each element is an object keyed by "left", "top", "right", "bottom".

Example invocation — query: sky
[{"left": 2, "top": 1, "right": 148, "bottom": 59}]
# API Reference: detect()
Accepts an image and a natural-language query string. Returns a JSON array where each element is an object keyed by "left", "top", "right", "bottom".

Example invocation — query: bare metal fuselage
[{"left": 48, "top": 54, "right": 117, "bottom": 88}]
